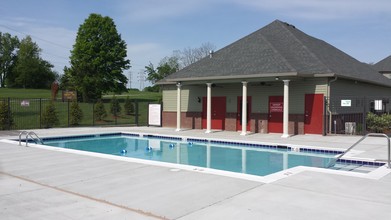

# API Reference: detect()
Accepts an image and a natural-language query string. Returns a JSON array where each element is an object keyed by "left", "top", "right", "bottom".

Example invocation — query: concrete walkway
[{"left": 1, "top": 127, "right": 391, "bottom": 219}]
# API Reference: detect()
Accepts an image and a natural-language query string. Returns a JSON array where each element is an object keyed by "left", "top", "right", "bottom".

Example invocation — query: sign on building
[
  {"left": 148, "top": 104, "right": 161, "bottom": 126},
  {"left": 341, "top": 100, "right": 351, "bottom": 107}
]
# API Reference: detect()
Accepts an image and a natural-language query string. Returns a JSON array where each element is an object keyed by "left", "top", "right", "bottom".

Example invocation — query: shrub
[
  {"left": 41, "top": 102, "right": 59, "bottom": 128},
  {"left": 110, "top": 96, "right": 121, "bottom": 117},
  {"left": 124, "top": 96, "right": 134, "bottom": 115},
  {"left": 0, "top": 101, "right": 14, "bottom": 130},
  {"left": 94, "top": 100, "right": 107, "bottom": 121},
  {"left": 366, "top": 112, "right": 391, "bottom": 133},
  {"left": 70, "top": 100, "right": 83, "bottom": 125}
]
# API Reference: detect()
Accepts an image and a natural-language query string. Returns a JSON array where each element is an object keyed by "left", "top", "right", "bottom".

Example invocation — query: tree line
[
  {"left": 0, "top": 33, "right": 57, "bottom": 88},
  {"left": 1, "top": 13, "right": 215, "bottom": 101}
]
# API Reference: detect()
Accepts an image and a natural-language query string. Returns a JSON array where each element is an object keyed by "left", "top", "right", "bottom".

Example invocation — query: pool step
[{"left": 329, "top": 163, "right": 380, "bottom": 174}]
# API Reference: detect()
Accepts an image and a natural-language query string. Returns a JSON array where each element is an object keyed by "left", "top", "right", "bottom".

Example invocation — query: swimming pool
[{"left": 37, "top": 132, "right": 384, "bottom": 177}]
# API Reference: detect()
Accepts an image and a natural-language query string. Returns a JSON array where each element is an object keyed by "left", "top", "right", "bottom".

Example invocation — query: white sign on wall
[
  {"left": 341, "top": 100, "right": 351, "bottom": 107},
  {"left": 148, "top": 104, "right": 162, "bottom": 126}
]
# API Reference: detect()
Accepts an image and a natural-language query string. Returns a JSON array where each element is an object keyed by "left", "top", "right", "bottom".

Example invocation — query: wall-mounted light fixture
[
  {"left": 197, "top": 97, "right": 201, "bottom": 103},
  {"left": 275, "top": 76, "right": 280, "bottom": 80}
]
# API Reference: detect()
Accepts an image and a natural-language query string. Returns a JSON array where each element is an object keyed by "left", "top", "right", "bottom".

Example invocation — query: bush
[
  {"left": 41, "top": 102, "right": 59, "bottom": 128},
  {"left": 366, "top": 112, "right": 391, "bottom": 133},
  {"left": 110, "top": 96, "right": 121, "bottom": 117},
  {"left": 0, "top": 101, "right": 14, "bottom": 130},
  {"left": 124, "top": 96, "right": 134, "bottom": 115},
  {"left": 70, "top": 100, "right": 83, "bottom": 125},
  {"left": 94, "top": 100, "right": 107, "bottom": 121}
]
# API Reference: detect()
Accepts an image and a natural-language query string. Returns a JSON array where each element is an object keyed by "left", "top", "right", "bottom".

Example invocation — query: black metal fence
[
  {"left": 326, "top": 96, "right": 391, "bottom": 135},
  {"left": 1, "top": 98, "right": 159, "bottom": 130}
]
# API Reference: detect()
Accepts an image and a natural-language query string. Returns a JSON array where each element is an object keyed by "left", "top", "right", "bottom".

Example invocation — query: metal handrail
[
  {"left": 19, "top": 131, "right": 44, "bottom": 147},
  {"left": 327, "top": 133, "right": 390, "bottom": 168},
  {"left": 18, "top": 131, "right": 29, "bottom": 146}
]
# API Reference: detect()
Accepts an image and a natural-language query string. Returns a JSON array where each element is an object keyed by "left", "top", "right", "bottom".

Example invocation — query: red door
[
  {"left": 237, "top": 96, "right": 251, "bottom": 131},
  {"left": 304, "top": 94, "right": 324, "bottom": 134},
  {"left": 268, "top": 96, "right": 283, "bottom": 133},
  {"left": 202, "top": 97, "right": 226, "bottom": 130}
]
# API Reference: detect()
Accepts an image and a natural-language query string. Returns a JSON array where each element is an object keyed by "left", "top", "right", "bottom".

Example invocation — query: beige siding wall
[{"left": 162, "top": 78, "right": 328, "bottom": 114}]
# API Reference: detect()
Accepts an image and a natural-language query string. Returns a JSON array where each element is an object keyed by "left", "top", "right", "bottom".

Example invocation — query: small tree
[
  {"left": 0, "top": 101, "right": 14, "bottom": 130},
  {"left": 124, "top": 96, "right": 134, "bottom": 115},
  {"left": 70, "top": 100, "right": 83, "bottom": 125},
  {"left": 41, "top": 102, "right": 59, "bottom": 128},
  {"left": 94, "top": 100, "right": 107, "bottom": 121},
  {"left": 110, "top": 96, "right": 121, "bottom": 117}
]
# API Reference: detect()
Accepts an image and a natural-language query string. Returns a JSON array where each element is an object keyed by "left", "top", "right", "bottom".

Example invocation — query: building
[
  {"left": 157, "top": 20, "right": 391, "bottom": 136},
  {"left": 374, "top": 55, "right": 391, "bottom": 79}
]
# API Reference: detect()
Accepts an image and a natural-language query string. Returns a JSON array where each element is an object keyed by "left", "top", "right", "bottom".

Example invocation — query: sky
[{"left": 1, "top": 0, "right": 391, "bottom": 89}]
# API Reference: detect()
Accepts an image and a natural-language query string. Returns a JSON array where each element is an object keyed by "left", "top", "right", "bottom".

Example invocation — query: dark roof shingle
[{"left": 161, "top": 20, "right": 391, "bottom": 87}]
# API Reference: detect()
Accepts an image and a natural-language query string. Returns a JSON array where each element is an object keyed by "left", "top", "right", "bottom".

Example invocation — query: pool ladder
[
  {"left": 327, "top": 133, "right": 390, "bottom": 168},
  {"left": 19, "top": 131, "right": 44, "bottom": 146}
]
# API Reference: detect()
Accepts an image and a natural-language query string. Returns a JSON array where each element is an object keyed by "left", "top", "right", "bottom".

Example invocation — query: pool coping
[{"left": 4, "top": 130, "right": 390, "bottom": 183}]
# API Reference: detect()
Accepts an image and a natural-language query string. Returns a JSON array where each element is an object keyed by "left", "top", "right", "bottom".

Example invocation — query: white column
[
  {"left": 282, "top": 80, "right": 290, "bottom": 138},
  {"left": 176, "top": 82, "right": 182, "bottom": 131},
  {"left": 240, "top": 81, "right": 248, "bottom": 136},
  {"left": 206, "top": 83, "right": 212, "bottom": 133}
]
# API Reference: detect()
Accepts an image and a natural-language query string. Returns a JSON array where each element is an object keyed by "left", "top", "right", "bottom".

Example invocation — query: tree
[
  {"left": 41, "top": 102, "right": 59, "bottom": 128},
  {"left": 70, "top": 100, "right": 83, "bottom": 125},
  {"left": 145, "top": 56, "right": 179, "bottom": 85},
  {"left": 8, "top": 36, "right": 56, "bottom": 88},
  {"left": 110, "top": 96, "right": 121, "bottom": 117},
  {"left": 94, "top": 100, "right": 107, "bottom": 121},
  {"left": 0, "top": 32, "right": 19, "bottom": 87},
  {"left": 67, "top": 13, "right": 130, "bottom": 102},
  {"left": 0, "top": 100, "right": 14, "bottom": 130},
  {"left": 124, "top": 96, "right": 134, "bottom": 115},
  {"left": 177, "top": 42, "right": 216, "bottom": 67}
]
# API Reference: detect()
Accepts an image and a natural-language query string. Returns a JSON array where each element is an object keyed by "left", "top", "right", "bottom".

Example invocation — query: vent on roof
[{"left": 283, "top": 22, "right": 295, "bottom": 29}]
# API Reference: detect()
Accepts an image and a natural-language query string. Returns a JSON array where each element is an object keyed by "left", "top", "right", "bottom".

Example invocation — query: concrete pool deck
[{"left": 1, "top": 127, "right": 391, "bottom": 219}]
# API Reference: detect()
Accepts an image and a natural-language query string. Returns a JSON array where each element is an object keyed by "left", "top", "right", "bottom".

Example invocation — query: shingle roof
[
  {"left": 160, "top": 20, "right": 391, "bottom": 87},
  {"left": 374, "top": 55, "right": 391, "bottom": 73}
]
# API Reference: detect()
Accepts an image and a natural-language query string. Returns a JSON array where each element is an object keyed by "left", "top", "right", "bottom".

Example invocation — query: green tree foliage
[
  {"left": 94, "top": 100, "right": 107, "bottom": 121},
  {"left": 67, "top": 13, "right": 130, "bottom": 102},
  {"left": 0, "top": 100, "right": 14, "bottom": 130},
  {"left": 110, "top": 96, "right": 121, "bottom": 117},
  {"left": 145, "top": 56, "right": 179, "bottom": 85},
  {"left": 70, "top": 100, "right": 83, "bottom": 125},
  {"left": 41, "top": 102, "right": 59, "bottom": 128},
  {"left": 124, "top": 96, "right": 134, "bottom": 115},
  {"left": 0, "top": 32, "right": 19, "bottom": 88},
  {"left": 8, "top": 36, "right": 57, "bottom": 88}
]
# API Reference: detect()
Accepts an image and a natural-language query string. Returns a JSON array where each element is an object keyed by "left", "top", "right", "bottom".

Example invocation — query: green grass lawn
[{"left": 1, "top": 88, "right": 161, "bottom": 130}]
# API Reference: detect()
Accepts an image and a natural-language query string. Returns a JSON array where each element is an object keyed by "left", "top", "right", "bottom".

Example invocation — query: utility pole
[
  {"left": 128, "top": 71, "right": 132, "bottom": 89},
  {"left": 138, "top": 69, "right": 145, "bottom": 91}
]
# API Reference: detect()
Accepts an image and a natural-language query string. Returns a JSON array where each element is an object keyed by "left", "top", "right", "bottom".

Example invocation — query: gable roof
[
  {"left": 374, "top": 55, "right": 391, "bottom": 73},
  {"left": 160, "top": 20, "right": 391, "bottom": 87}
]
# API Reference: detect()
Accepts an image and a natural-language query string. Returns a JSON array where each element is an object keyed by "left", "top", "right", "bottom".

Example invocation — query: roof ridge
[{"left": 277, "top": 21, "right": 334, "bottom": 75}]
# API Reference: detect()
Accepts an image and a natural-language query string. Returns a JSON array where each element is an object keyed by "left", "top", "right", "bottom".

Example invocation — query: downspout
[{"left": 327, "top": 76, "right": 338, "bottom": 134}]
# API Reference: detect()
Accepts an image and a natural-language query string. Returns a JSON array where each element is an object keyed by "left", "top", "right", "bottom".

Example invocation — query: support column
[
  {"left": 282, "top": 80, "right": 290, "bottom": 138},
  {"left": 176, "top": 82, "right": 182, "bottom": 131},
  {"left": 240, "top": 81, "right": 248, "bottom": 136},
  {"left": 206, "top": 83, "right": 212, "bottom": 133}
]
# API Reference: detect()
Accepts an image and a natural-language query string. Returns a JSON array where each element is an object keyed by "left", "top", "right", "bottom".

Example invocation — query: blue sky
[{"left": 1, "top": 0, "right": 391, "bottom": 89}]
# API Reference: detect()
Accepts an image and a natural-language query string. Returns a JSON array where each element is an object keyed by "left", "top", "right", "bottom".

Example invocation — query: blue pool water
[{"left": 41, "top": 133, "right": 349, "bottom": 177}]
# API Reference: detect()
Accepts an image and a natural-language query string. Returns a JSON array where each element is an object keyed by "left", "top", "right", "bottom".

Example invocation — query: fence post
[
  {"left": 92, "top": 102, "right": 95, "bottom": 126},
  {"left": 67, "top": 100, "right": 70, "bottom": 127},
  {"left": 363, "top": 97, "right": 367, "bottom": 135},
  {"left": 39, "top": 98, "right": 42, "bottom": 129},
  {"left": 7, "top": 97, "right": 11, "bottom": 130},
  {"left": 135, "top": 100, "right": 139, "bottom": 126},
  {"left": 323, "top": 96, "right": 327, "bottom": 136}
]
